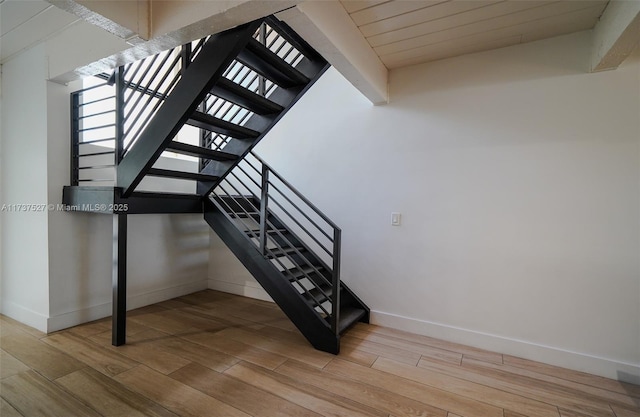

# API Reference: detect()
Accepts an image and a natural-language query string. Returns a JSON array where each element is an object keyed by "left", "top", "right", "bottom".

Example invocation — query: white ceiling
[
  {"left": 0, "top": 0, "right": 80, "bottom": 64},
  {"left": 0, "top": 0, "right": 616, "bottom": 73},
  {"left": 340, "top": 0, "right": 610, "bottom": 68}
]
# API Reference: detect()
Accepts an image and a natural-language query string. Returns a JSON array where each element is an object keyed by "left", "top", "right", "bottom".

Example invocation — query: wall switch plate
[{"left": 391, "top": 212, "right": 401, "bottom": 226}]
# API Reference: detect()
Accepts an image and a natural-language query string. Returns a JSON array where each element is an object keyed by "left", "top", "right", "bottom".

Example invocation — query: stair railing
[
  {"left": 210, "top": 151, "right": 342, "bottom": 335},
  {"left": 70, "top": 81, "right": 118, "bottom": 185},
  {"left": 200, "top": 21, "right": 305, "bottom": 163},
  {"left": 70, "top": 19, "right": 307, "bottom": 186}
]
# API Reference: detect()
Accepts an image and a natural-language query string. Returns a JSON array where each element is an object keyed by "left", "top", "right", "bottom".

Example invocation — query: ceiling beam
[
  {"left": 590, "top": 0, "right": 640, "bottom": 72},
  {"left": 49, "top": 0, "right": 150, "bottom": 44},
  {"left": 46, "top": 0, "right": 300, "bottom": 83},
  {"left": 277, "top": 1, "right": 388, "bottom": 105}
]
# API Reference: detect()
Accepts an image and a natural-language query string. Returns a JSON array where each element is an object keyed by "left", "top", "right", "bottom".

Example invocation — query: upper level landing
[{"left": 62, "top": 186, "right": 203, "bottom": 214}]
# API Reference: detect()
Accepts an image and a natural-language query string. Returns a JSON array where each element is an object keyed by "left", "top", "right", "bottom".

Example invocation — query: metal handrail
[
  {"left": 214, "top": 172, "right": 334, "bottom": 318},
  {"left": 70, "top": 85, "right": 117, "bottom": 186},
  {"left": 211, "top": 150, "right": 342, "bottom": 335},
  {"left": 250, "top": 152, "right": 340, "bottom": 230},
  {"left": 69, "top": 19, "right": 310, "bottom": 189}
]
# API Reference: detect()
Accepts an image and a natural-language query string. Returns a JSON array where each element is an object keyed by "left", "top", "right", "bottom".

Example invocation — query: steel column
[
  {"left": 112, "top": 213, "right": 127, "bottom": 346},
  {"left": 70, "top": 93, "right": 80, "bottom": 186},
  {"left": 258, "top": 23, "right": 267, "bottom": 96},
  {"left": 259, "top": 165, "right": 269, "bottom": 255},
  {"left": 114, "top": 66, "right": 126, "bottom": 165},
  {"left": 331, "top": 228, "right": 341, "bottom": 335}
]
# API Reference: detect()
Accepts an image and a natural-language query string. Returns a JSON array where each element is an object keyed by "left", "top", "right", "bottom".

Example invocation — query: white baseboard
[
  {"left": 46, "top": 280, "right": 208, "bottom": 332},
  {"left": 207, "top": 279, "right": 273, "bottom": 303},
  {"left": 371, "top": 310, "right": 640, "bottom": 385},
  {"left": 0, "top": 301, "right": 49, "bottom": 333}
]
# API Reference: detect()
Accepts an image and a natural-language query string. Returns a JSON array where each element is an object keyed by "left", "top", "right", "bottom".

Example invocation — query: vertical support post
[
  {"left": 258, "top": 23, "right": 267, "bottom": 96},
  {"left": 331, "top": 228, "right": 341, "bottom": 336},
  {"left": 114, "top": 66, "right": 126, "bottom": 165},
  {"left": 70, "top": 93, "right": 80, "bottom": 186},
  {"left": 112, "top": 213, "right": 127, "bottom": 346},
  {"left": 181, "top": 42, "right": 192, "bottom": 72},
  {"left": 259, "top": 164, "right": 269, "bottom": 255}
]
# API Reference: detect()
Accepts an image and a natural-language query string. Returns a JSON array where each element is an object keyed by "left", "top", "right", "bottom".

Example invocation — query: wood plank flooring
[{"left": 1, "top": 290, "right": 639, "bottom": 417}]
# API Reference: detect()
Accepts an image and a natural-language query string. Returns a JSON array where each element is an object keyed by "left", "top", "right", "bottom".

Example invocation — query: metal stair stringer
[
  {"left": 195, "top": 20, "right": 330, "bottom": 196},
  {"left": 204, "top": 199, "right": 340, "bottom": 354},
  {"left": 117, "top": 21, "right": 262, "bottom": 197}
]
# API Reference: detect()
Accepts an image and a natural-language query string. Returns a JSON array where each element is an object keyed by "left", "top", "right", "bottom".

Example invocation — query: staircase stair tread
[
  {"left": 247, "top": 228, "right": 288, "bottom": 235},
  {"left": 266, "top": 246, "right": 305, "bottom": 258},
  {"left": 166, "top": 142, "right": 238, "bottom": 161},
  {"left": 212, "top": 78, "right": 284, "bottom": 115},
  {"left": 264, "top": 16, "right": 323, "bottom": 62},
  {"left": 237, "top": 38, "right": 310, "bottom": 88},
  {"left": 338, "top": 307, "right": 367, "bottom": 333},
  {"left": 286, "top": 266, "right": 325, "bottom": 282},
  {"left": 147, "top": 168, "right": 219, "bottom": 182},
  {"left": 228, "top": 211, "right": 259, "bottom": 218},
  {"left": 302, "top": 285, "right": 333, "bottom": 304},
  {"left": 188, "top": 111, "right": 260, "bottom": 139}
]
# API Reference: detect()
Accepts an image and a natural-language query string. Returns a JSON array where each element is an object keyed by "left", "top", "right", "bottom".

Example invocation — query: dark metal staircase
[
  {"left": 63, "top": 16, "right": 369, "bottom": 354},
  {"left": 205, "top": 152, "right": 369, "bottom": 353}
]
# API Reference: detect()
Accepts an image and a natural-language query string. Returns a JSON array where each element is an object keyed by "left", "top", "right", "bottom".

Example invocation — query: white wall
[
  {"left": 212, "top": 31, "right": 640, "bottom": 383},
  {"left": 0, "top": 44, "right": 210, "bottom": 332},
  {"left": 0, "top": 45, "right": 51, "bottom": 330},
  {"left": 45, "top": 83, "right": 210, "bottom": 330}
]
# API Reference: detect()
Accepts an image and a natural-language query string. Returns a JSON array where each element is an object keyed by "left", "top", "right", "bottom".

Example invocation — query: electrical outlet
[{"left": 391, "top": 212, "right": 401, "bottom": 226}]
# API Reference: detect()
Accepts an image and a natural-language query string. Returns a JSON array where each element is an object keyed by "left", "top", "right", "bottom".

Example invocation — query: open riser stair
[{"left": 63, "top": 16, "right": 369, "bottom": 354}]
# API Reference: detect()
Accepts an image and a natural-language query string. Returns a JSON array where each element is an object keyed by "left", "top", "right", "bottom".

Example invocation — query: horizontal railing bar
[
  {"left": 124, "top": 70, "right": 181, "bottom": 149},
  {"left": 72, "top": 82, "right": 111, "bottom": 96},
  {"left": 78, "top": 179, "right": 114, "bottom": 182},
  {"left": 79, "top": 109, "right": 116, "bottom": 120},
  {"left": 238, "top": 192, "right": 333, "bottom": 290},
  {"left": 78, "top": 150, "right": 116, "bottom": 157},
  {"left": 243, "top": 155, "right": 263, "bottom": 176},
  {"left": 216, "top": 184, "right": 261, "bottom": 242},
  {"left": 212, "top": 178, "right": 333, "bottom": 316},
  {"left": 78, "top": 164, "right": 115, "bottom": 170},
  {"left": 80, "top": 137, "right": 116, "bottom": 144},
  {"left": 123, "top": 52, "right": 161, "bottom": 105},
  {"left": 252, "top": 211, "right": 333, "bottom": 314},
  {"left": 94, "top": 72, "right": 112, "bottom": 82},
  {"left": 234, "top": 164, "right": 262, "bottom": 189},
  {"left": 267, "top": 193, "right": 333, "bottom": 257},
  {"left": 123, "top": 58, "right": 144, "bottom": 92},
  {"left": 225, "top": 172, "right": 260, "bottom": 202},
  {"left": 211, "top": 187, "right": 331, "bottom": 317},
  {"left": 251, "top": 152, "right": 340, "bottom": 230},
  {"left": 268, "top": 180, "right": 333, "bottom": 242},
  {"left": 265, "top": 223, "right": 333, "bottom": 289},
  {"left": 79, "top": 96, "right": 115, "bottom": 107},
  {"left": 123, "top": 53, "right": 176, "bottom": 106},
  {"left": 79, "top": 123, "right": 116, "bottom": 132}
]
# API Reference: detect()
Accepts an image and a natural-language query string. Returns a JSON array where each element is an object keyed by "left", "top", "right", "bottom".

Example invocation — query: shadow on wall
[
  {"left": 166, "top": 214, "right": 209, "bottom": 279},
  {"left": 391, "top": 31, "right": 600, "bottom": 96},
  {"left": 617, "top": 371, "right": 640, "bottom": 401}
]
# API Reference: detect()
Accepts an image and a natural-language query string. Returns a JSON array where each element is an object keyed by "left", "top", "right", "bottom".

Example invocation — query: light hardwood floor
[{"left": 1, "top": 290, "right": 639, "bottom": 417}]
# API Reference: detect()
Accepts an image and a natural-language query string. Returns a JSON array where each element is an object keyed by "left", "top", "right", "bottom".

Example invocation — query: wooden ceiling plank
[
  {"left": 383, "top": 6, "right": 603, "bottom": 68},
  {"left": 340, "top": 0, "right": 391, "bottom": 14},
  {"left": 383, "top": 35, "right": 520, "bottom": 68},
  {"left": 360, "top": 0, "right": 502, "bottom": 38},
  {"left": 277, "top": 2, "right": 389, "bottom": 104},
  {"left": 350, "top": 0, "right": 449, "bottom": 26},
  {"left": 368, "top": 0, "right": 555, "bottom": 47},
  {"left": 374, "top": 1, "right": 607, "bottom": 56}
]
